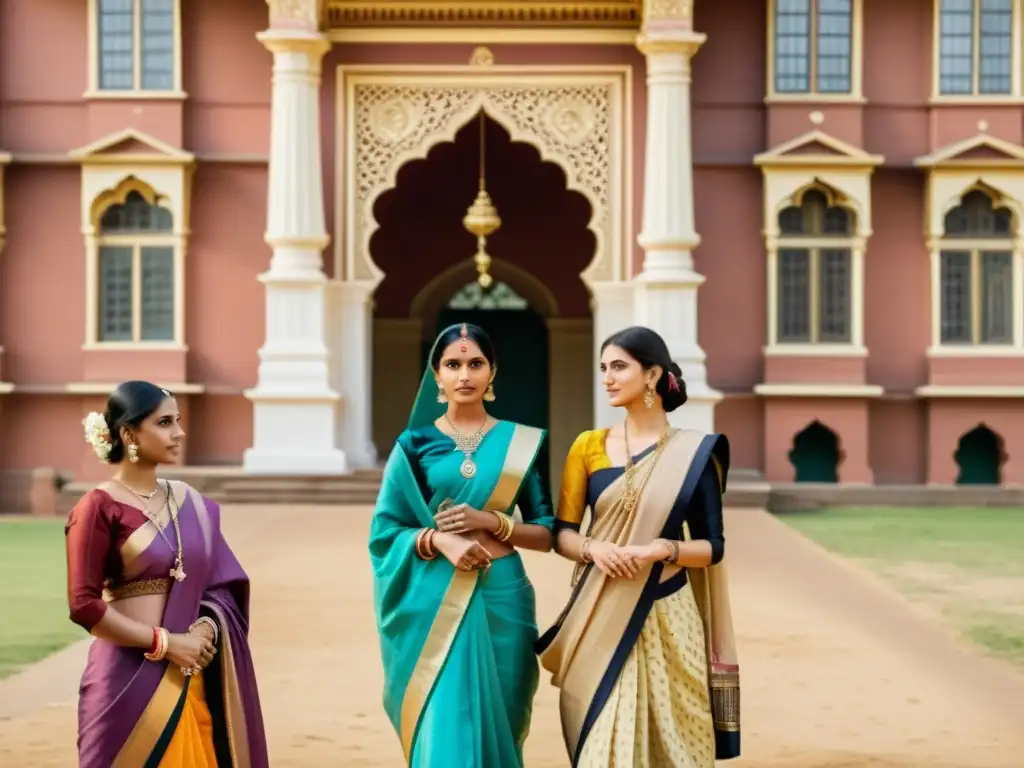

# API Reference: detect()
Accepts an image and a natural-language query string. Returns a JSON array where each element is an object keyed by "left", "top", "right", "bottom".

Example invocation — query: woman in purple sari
[{"left": 66, "top": 381, "right": 269, "bottom": 767}]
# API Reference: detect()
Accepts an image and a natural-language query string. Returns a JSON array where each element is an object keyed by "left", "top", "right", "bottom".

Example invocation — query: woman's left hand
[
  {"left": 434, "top": 503, "right": 497, "bottom": 535},
  {"left": 619, "top": 540, "right": 673, "bottom": 565}
]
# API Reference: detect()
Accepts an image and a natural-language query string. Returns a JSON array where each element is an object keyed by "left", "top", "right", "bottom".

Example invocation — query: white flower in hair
[{"left": 82, "top": 411, "right": 113, "bottom": 463}]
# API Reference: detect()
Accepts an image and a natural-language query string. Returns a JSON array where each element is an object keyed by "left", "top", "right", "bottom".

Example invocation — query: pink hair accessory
[{"left": 667, "top": 372, "right": 680, "bottom": 392}]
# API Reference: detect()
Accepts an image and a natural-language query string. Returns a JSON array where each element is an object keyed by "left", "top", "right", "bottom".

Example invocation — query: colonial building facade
[{"left": 0, "top": 0, "right": 1022, "bottom": 486}]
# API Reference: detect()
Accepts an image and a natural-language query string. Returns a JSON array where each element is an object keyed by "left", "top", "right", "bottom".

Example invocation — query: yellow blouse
[{"left": 556, "top": 429, "right": 614, "bottom": 527}]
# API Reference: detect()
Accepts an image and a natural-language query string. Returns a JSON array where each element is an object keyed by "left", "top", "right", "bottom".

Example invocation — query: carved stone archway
[
  {"left": 331, "top": 67, "right": 631, "bottom": 468},
  {"left": 337, "top": 68, "right": 628, "bottom": 285}
]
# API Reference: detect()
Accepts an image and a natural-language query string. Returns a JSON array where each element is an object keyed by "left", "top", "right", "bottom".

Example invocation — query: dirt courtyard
[{"left": 1, "top": 505, "right": 1023, "bottom": 767}]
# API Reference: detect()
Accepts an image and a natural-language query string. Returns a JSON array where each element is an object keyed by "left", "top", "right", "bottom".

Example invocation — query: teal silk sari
[{"left": 369, "top": 354, "right": 554, "bottom": 767}]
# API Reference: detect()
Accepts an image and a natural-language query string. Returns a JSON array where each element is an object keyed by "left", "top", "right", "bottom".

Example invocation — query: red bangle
[{"left": 147, "top": 626, "right": 160, "bottom": 655}]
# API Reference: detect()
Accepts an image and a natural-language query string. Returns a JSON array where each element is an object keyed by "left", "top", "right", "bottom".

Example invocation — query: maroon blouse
[{"left": 64, "top": 490, "right": 153, "bottom": 631}]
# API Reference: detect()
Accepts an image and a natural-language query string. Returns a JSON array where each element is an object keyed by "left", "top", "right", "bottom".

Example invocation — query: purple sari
[{"left": 77, "top": 484, "right": 269, "bottom": 768}]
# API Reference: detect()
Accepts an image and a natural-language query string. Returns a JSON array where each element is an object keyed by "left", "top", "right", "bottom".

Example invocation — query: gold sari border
[
  {"left": 484, "top": 424, "right": 544, "bottom": 513},
  {"left": 399, "top": 569, "right": 479, "bottom": 758},
  {"left": 398, "top": 422, "right": 544, "bottom": 760},
  {"left": 204, "top": 602, "right": 252, "bottom": 768},
  {"left": 112, "top": 665, "right": 186, "bottom": 768}
]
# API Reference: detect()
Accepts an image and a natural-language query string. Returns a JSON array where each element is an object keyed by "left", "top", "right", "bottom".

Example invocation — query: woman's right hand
[
  {"left": 165, "top": 632, "right": 216, "bottom": 672},
  {"left": 433, "top": 532, "right": 493, "bottom": 572},
  {"left": 589, "top": 540, "right": 639, "bottom": 579}
]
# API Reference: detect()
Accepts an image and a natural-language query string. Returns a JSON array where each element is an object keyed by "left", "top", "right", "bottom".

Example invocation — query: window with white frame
[
  {"left": 938, "top": 190, "right": 1014, "bottom": 345},
  {"left": 97, "top": 191, "right": 176, "bottom": 342},
  {"left": 96, "top": 0, "right": 176, "bottom": 92},
  {"left": 773, "top": 0, "right": 854, "bottom": 95},
  {"left": 937, "top": 0, "right": 1014, "bottom": 96},
  {"left": 776, "top": 189, "right": 854, "bottom": 343}
]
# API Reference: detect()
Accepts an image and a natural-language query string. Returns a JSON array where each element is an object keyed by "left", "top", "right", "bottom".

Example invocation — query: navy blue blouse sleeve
[{"left": 686, "top": 458, "right": 725, "bottom": 564}]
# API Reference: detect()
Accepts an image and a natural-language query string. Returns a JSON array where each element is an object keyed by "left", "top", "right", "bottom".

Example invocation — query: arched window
[
  {"left": 939, "top": 190, "right": 1014, "bottom": 345},
  {"left": 97, "top": 190, "right": 176, "bottom": 342},
  {"left": 776, "top": 189, "right": 855, "bottom": 344}
]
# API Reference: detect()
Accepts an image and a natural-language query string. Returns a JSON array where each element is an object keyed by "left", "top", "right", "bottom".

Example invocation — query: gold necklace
[
  {"left": 443, "top": 413, "right": 488, "bottom": 478},
  {"left": 622, "top": 420, "right": 670, "bottom": 515},
  {"left": 117, "top": 478, "right": 186, "bottom": 582}
]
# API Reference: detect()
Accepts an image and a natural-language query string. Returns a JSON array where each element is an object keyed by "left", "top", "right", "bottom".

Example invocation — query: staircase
[{"left": 59, "top": 466, "right": 386, "bottom": 509}]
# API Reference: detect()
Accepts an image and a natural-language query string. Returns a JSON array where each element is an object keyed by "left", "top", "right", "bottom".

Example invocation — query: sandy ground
[{"left": 1, "top": 505, "right": 1023, "bottom": 767}]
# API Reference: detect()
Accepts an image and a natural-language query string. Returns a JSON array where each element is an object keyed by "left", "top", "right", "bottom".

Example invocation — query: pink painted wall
[{"left": 0, "top": 0, "right": 1020, "bottom": 484}]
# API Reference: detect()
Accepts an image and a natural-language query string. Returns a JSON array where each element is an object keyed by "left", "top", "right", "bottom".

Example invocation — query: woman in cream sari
[
  {"left": 369, "top": 322, "right": 555, "bottom": 766},
  {"left": 537, "top": 326, "right": 740, "bottom": 767}
]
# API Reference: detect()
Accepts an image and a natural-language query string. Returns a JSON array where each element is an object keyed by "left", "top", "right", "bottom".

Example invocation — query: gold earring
[
  {"left": 484, "top": 381, "right": 496, "bottom": 402},
  {"left": 643, "top": 385, "right": 655, "bottom": 409},
  {"left": 128, "top": 443, "right": 140, "bottom": 463},
  {"left": 436, "top": 381, "right": 448, "bottom": 404}
]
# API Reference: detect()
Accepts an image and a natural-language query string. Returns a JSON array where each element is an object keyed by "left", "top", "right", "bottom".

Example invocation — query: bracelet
[
  {"left": 580, "top": 537, "right": 593, "bottom": 563},
  {"left": 144, "top": 627, "right": 169, "bottom": 662},
  {"left": 189, "top": 616, "right": 220, "bottom": 645},
  {"left": 416, "top": 528, "right": 438, "bottom": 560},
  {"left": 424, "top": 529, "right": 438, "bottom": 559},
  {"left": 662, "top": 540, "right": 680, "bottom": 565},
  {"left": 493, "top": 511, "right": 514, "bottom": 542}
]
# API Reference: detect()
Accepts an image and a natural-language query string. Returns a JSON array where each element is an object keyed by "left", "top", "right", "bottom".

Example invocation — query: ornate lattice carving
[{"left": 352, "top": 81, "right": 614, "bottom": 282}]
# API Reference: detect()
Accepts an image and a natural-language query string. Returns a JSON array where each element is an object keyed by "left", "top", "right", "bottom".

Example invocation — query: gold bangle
[
  {"left": 495, "top": 511, "right": 514, "bottom": 542},
  {"left": 662, "top": 540, "right": 680, "bottom": 564},
  {"left": 424, "top": 529, "right": 438, "bottom": 560},
  {"left": 580, "top": 537, "right": 593, "bottom": 563}
]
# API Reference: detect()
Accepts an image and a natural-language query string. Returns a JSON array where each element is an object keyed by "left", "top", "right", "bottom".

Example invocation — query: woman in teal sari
[{"left": 369, "top": 322, "right": 555, "bottom": 767}]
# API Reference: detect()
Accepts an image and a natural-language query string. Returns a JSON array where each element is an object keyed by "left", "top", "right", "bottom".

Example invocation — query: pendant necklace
[
  {"left": 117, "top": 478, "right": 186, "bottom": 583},
  {"left": 622, "top": 420, "right": 670, "bottom": 517},
  {"left": 444, "top": 413, "right": 488, "bottom": 478}
]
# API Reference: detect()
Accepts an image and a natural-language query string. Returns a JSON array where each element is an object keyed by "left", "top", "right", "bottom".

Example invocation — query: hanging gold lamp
[{"left": 462, "top": 112, "right": 501, "bottom": 288}]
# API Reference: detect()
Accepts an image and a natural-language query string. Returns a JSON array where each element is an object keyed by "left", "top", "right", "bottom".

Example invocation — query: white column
[
  {"left": 243, "top": 29, "right": 347, "bottom": 474},
  {"left": 335, "top": 281, "right": 378, "bottom": 469},
  {"left": 634, "top": 21, "right": 722, "bottom": 433}
]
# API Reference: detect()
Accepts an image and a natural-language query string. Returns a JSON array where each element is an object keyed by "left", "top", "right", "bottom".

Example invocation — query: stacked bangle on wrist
[
  {"left": 492, "top": 511, "right": 515, "bottom": 542},
  {"left": 415, "top": 528, "right": 438, "bottom": 560},
  {"left": 580, "top": 537, "right": 594, "bottom": 563},
  {"left": 144, "top": 627, "right": 169, "bottom": 662},
  {"left": 662, "top": 540, "right": 680, "bottom": 565},
  {"left": 189, "top": 616, "right": 220, "bottom": 645}
]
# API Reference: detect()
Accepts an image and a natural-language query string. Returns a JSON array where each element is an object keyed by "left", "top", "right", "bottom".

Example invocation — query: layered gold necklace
[{"left": 621, "top": 420, "right": 670, "bottom": 516}]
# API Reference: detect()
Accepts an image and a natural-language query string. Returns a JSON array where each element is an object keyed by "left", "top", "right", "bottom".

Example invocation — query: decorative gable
[
  {"left": 915, "top": 132, "right": 1024, "bottom": 169},
  {"left": 68, "top": 128, "right": 194, "bottom": 166},
  {"left": 755, "top": 129, "right": 884, "bottom": 168}
]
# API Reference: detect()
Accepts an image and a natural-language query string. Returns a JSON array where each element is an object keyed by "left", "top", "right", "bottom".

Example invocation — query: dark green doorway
[
  {"left": 955, "top": 425, "right": 1003, "bottom": 485},
  {"left": 789, "top": 421, "right": 841, "bottom": 483},
  {"left": 426, "top": 281, "right": 550, "bottom": 431}
]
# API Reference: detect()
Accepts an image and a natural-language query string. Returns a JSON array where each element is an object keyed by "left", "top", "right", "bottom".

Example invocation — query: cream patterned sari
[{"left": 536, "top": 430, "right": 740, "bottom": 767}]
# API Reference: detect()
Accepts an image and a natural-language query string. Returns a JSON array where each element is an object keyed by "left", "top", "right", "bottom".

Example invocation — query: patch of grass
[
  {"left": 781, "top": 506, "right": 1024, "bottom": 666},
  {"left": 782, "top": 506, "right": 1024, "bottom": 575},
  {"left": 0, "top": 518, "right": 83, "bottom": 679},
  {"left": 963, "top": 614, "right": 1024, "bottom": 666}
]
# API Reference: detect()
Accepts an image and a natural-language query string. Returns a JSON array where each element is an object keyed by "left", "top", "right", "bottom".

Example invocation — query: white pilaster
[
  {"left": 635, "top": 10, "right": 721, "bottom": 433},
  {"left": 243, "top": 28, "right": 347, "bottom": 474},
  {"left": 335, "top": 281, "right": 378, "bottom": 469}
]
